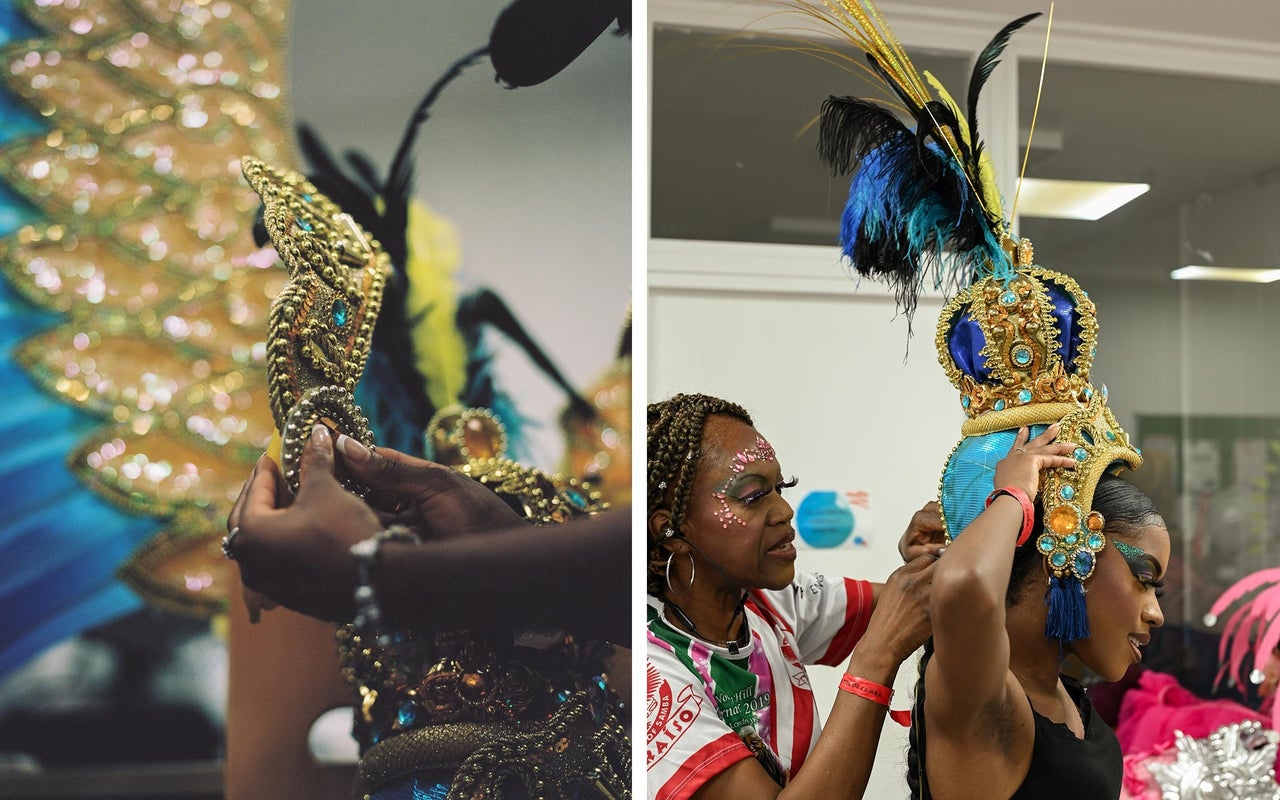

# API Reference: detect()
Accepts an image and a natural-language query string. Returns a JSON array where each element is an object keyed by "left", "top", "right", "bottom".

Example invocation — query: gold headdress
[
  {"left": 936, "top": 247, "right": 1142, "bottom": 609},
  {"left": 807, "top": 1, "right": 1142, "bottom": 641},
  {"left": 241, "top": 156, "right": 387, "bottom": 492}
]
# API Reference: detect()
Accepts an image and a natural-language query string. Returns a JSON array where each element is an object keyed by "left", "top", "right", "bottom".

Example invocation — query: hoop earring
[{"left": 665, "top": 551, "right": 696, "bottom": 594}]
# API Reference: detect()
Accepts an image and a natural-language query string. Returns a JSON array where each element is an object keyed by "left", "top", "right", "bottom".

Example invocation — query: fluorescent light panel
[
  {"left": 1170, "top": 265, "right": 1280, "bottom": 283},
  {"left": 1017, "top": 178, "right": 1149, "bottom": 221}
]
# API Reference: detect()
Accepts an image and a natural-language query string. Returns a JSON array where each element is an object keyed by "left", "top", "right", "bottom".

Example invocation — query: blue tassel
[{"left": 1044, "top": 574, "right": 1090, "bottom": 644}]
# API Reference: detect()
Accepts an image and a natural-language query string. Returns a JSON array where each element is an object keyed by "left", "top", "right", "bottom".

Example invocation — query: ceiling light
[
  {"left": 1017, "top": 178, "right": 1149, "bottom": 221},
  {"left": 1170, "top": 265, "right": 1280, "bottom": 283}
]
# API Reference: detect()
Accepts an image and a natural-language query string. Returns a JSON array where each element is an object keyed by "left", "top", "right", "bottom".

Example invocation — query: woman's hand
[
  {"left": 898, "top": 501, "right": 946, "bottom": 562},
  {"left": 333, "top": 435, "right": 526, "bottom": 540},
  {"left": 866, "top": 551, "right": 941, "bottom": 665},
  {"left": 227, "top": 425, "right": 384, "bottom": 622},
  {"left": 991, "top": 424, "right": 1078, "bottom": 499}
]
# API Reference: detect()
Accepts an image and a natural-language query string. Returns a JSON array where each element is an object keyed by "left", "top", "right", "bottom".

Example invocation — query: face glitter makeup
[{"left": 711, "top": 435, "right": 777, "bottom": 529}]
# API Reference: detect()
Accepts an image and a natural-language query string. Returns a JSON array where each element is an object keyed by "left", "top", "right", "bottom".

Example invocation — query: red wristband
[
  {"left": 838, "top": 674, "right": 911, "bottom": 727},
  {"left": 986, "top": 486, "right": 1035, "bottom": 547}
]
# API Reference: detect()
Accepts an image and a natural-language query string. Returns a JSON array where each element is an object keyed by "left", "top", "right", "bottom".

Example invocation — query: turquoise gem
[
  {"left": 1017, "top": 389, "right": 1032, "bottom": 404},
  {"left": 961, "top": 395, "right": 971, "bottom": 409},
  {"left": 1084, "top": 387, "right": 1093, "bottom": 399},
  {"left": 1074, "top": 447, "right": 1088, "bottom": 461},
  {"left": 1087, "top": 533, "right": 1104, "bottom": 549},
  {"left": 1065, "top": 534, "right": 1078, "bottom": 546},
  {"left": 1105, "top": 430, "right": 1116, "bottom": 441},
  {"left": 1090, "top": 347, "right": 1097, "bottom": 358},
  {"left": 555, "top": 690, "right": 571, "bottom": 704},
  {"left": 301, "top": 193, "right": 313, "bottom": 202},
  {"left": 1051, "top": 552, "right": 1067, "bottom": 568},
  {"left": 1038, "top": 536, "right": 1054, "bottom": 553},
  {"left": 994, "top": 399, "right": 1006, "bottom": 411},
  {"left": 565, "top": 487, "right": 587, "bottom": 510},
  {"left": 397, "top": 701, "right": 417, "bottom": 728},
  {"left": 1074, "top": 551, "right": 1094, "bottom": 578},
  {"left": 1001, "top": 290, "right": 1018, "bottom": 305},
  {"left": 332, "top": 298, "right": 349, "bottom": 327},
  {"left": 1060, "top": 485, "right": 1075, "bottom": 501},
  {"left": 1013, "top": 347, "right": 1032, "bottom": 366},
  {"left": 1135, "top": 447, "right": 1142, "bottom": 456},
  {"left": 295, "top": 216, "right": 313, "bottom": 231}
]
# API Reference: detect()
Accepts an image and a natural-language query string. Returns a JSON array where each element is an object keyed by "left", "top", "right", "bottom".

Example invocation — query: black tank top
[{"left": 915, "top": 675, "right": 1122, "bottom": 799}]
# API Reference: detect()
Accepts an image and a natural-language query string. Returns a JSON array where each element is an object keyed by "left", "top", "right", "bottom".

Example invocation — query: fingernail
[
  {"left": 312, "top": 424, "right": 330, "bottom": 446},
  {"left": 336, "top": 434, "right": 370, "bottom": 463}
]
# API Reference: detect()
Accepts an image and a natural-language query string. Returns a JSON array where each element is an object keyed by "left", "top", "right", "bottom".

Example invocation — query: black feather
[
  {"left": 382, "top": 46, "right": 489, "bottom": 276},
  {"left": 296, "top": 125, "right": 382, "bottom": 239},
  {"left": 864, "top": 52, "right": 924, "bottom": 117},
  {"left": 818, "top": 96, "right": 908, "bottom": 176},
  {"left": 456, "top": 289, "right": 594, "bottom": 419},
  {"left": 914, "top": 99, "right": 972, "bottom": 181},
  {"left": 343, "top": 150, "right": 384, "bottom": 203},
  {"left": 966, "top": 12, "right": 1040, "bottom": 174}
]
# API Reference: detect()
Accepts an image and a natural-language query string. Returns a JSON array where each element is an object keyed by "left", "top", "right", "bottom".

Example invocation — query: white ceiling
[{"left": 649, "top": 1, "right": 1280, "bottom": 282}]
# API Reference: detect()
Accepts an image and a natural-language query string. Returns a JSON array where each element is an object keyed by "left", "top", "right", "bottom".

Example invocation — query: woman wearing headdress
[
  {"left": 646, "top": 392, "right": 941, "bottom": 799},
  {"left": 909, "top": 428, "right": 1168, "bottom": 799},
  {"left": 791, "top": 3, "right": 1172, "bottom": 797}
]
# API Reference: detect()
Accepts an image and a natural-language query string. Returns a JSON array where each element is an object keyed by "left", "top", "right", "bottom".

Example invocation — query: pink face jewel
[{"left": 711, "top": 436, "right": 778, "bottom": 529}]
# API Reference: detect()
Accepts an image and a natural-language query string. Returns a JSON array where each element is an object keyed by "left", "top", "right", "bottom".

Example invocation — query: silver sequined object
[{"left": 1147, "top": 721, "right": 1280, "bottom": 799}]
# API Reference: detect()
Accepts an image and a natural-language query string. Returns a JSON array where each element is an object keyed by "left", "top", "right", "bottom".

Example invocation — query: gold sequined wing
[{"left": 0, "top": 0, "right": 293, "bottom": 616}]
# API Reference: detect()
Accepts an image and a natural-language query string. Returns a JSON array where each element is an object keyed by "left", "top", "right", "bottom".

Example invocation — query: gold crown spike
[
  {"left": 240, "top": 157, "right": 391, "bottom": 433},
  {"left": 241, "top": 157, "right": 390, "bottom": 492}
]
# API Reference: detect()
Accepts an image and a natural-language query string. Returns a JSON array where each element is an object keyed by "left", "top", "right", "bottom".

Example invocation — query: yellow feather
[{"left": 403, "top": 201, "right": 468, "bottom": 410}]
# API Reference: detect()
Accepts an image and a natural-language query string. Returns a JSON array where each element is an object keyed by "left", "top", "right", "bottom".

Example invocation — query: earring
[
  {"left": 662, "top": 528, "right": 676, "bottom": 539},
  {"left": 665, "top": 551, "right": 695, "bottom": 594}
]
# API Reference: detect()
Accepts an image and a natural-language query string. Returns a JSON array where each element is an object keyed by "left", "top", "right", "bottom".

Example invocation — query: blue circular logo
[{"left": 795, "top": 491, "right": 855, "bottom": 548}]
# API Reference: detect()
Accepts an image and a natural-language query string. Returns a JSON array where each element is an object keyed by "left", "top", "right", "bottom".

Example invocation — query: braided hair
[
  {"left": 904, "top": 473, "right": 1161, "bottom": 797},
  {"left": 646, "top": 393, "right": 753, "bottom": 597}
]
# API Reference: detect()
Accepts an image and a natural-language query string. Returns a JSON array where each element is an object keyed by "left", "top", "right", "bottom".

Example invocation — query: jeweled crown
[
  {"left": 936, "top": 240, "right": 1096, "bottom": 420},
  {"left": 936, "top": 241, "right": 1142, "bottom": 591}
]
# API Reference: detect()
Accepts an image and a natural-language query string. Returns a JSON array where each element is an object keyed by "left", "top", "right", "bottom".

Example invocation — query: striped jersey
[{"left": 646, "top": 572, "right": 873, "bottom": 800}]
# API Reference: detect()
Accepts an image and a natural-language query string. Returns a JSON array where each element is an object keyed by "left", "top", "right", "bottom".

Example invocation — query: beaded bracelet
[
  {"left": 838, "top": 674, "right": 912, "bottom": 727},
  {"left": 986, "top": 486, "right": 1035, "bottom": 547},
  {"left": 351, "top": 524, "right": 420, "bottom": 646}
]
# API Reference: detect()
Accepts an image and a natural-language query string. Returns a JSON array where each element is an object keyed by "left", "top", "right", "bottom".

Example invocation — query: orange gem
[
  {"left": 462, "top": 415, "right": 503, "bottom": 459},
  {"left": 1086, "top": 511, "right": 1105, "bottom": 531},
  {"left": 1047, "top": 505, "right": 1079, "bottom": 535}
]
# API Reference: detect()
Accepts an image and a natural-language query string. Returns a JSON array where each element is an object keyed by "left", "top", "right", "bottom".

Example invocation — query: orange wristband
[
  {"left": 839, "top": 674, "right": 911, "bottom": 727},
  {"left": 986, "top": 486, "right": 1035, "bottom": 547}
]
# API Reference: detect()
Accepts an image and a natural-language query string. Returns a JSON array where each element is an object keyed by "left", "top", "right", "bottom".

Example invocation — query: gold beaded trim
[
  {"left": 355, "top": 686, "right": 631, "bottom": 800},
  {"left": 240, "top": 157, "right": 391, "bottom": 433},
  {"left": 458, "top": 458, "right": 606, "bottom": 525},
  {"left": 278, "top": 385, "right": 375, "bottom": 495},
  {"left": 425, "top": 404, "right": 509, "bottom": 466},
  {"left": 936, "top": 262, "right": 1098, "bottom": 419}
]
